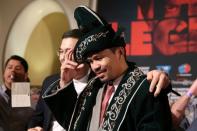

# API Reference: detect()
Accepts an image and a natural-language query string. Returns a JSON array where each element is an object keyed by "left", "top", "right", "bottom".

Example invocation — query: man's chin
[
  {"left": 98, "top": 77, "right": 108, "bottom": 83},
  {"left": 7, "top": 79, "right": 13, "bottom": 83}
]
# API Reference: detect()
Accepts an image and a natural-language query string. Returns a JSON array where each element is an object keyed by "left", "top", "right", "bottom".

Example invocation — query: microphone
[{"left": 10, "top": 74, "right": 15, "bottom": 81}]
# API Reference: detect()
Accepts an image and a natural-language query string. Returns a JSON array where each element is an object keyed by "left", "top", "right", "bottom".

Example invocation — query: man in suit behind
[
  {"left": 27, "top": 29, "right": 87, "bottom": 131},
  {"left": 28, "top": 74, "right": 60, "bottom": 131}
]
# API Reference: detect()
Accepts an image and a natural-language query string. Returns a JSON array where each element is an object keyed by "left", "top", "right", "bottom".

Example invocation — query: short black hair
[
  {"left": 5, "top": 55, "right": 28, "bottom": 72},
  {"left": 62, "top": 29, "right": 83, "bottom": 39}
]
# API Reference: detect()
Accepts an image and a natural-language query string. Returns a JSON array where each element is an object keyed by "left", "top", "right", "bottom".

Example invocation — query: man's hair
[
  {"left": 5, "top": 55, "right": 28, "bottom": 72},
  {"left": 62, "top": 29, "right": 83, "bottom": 39},
  {"left": 110, "top": 47, "right": 127, "bottom": 60}
]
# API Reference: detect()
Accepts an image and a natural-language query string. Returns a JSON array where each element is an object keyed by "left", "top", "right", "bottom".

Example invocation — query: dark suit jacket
[
  {"left": 28, "top": 74, "right": 59, "bottom": 131},
  {"left": 0, "top": 94, "right": 10, "bottom": 130},
  {"left": 0, "top": 89, "right": 33, "bottom": 131}
]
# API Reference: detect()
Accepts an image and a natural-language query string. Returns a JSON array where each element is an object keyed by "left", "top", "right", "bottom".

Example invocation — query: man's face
[
  {"left": 59, "top": 37, "right": 89, "bottom": 79},
  {"left": 3, "top": 59, "right": 27, "bottom": 89},
  {"left": 152, "top": 0, "right": 197, "bottom": 55},
  {"left": 59, "top": 37, "right": 79, "bottom": 64},
  {"left": 87, "top": 48, "right": 122, "bottom": 82}
]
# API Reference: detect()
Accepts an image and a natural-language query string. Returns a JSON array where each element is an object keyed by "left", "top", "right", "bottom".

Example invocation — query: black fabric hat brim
[
  {"left": 74, "top": 25, "right": 125, "bottom": 63},
  {"left": 73, "top": 5, "right": 126, "bottom": 63}
]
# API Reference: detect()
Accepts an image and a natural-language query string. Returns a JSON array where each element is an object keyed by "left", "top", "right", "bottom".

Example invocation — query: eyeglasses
[{"left": 57, "top": 48, "right": 71, "bottom": 56}]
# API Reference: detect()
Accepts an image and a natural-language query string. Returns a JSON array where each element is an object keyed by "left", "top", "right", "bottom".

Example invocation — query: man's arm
[
  {"left": 171, "top": 79, "right": 197, "bottom": 126},
  {"left": 43, "top": 81, "right": 77, "bottom": 130}
]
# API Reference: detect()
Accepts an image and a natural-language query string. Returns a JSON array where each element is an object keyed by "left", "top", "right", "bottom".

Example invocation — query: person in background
[
  {"left": 27, "top": 74, "right": 60, "bottom": 131},
  {"left": 30, "top": 86, "right": 41, "bottom": 109},
  {"left": 27, "top": 29, "right": 86, "bottom": 131},
  {"left": 43, "top": 6, "right": 173, "bottom": 131},
  {"left": 0, "top": 55, "right": 34, "bottom": 131},
  {"left": 171, "top": 79, "right": 197, "bottom": 131}
]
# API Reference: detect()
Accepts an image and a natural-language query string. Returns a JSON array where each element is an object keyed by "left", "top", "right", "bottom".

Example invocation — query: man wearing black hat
[
  {"left": 43, "top": 6, "right": 173, "bottom": 131},
  {"left": 74, "top": 5, "right": 173, "bottom": 131}
]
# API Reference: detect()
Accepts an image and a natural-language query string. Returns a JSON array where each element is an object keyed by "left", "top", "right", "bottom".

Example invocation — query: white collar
[
  {"left": 112, "top": 74, "right": 124, "bottom": 91},
  {"left": 73, "top": 69, "right": 91, "bottom": 95},
  {"left": 2, "top": 84, "right": 8, "bottom": 93}
]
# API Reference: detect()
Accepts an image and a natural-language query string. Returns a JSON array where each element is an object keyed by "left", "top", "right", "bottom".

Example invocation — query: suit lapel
[{"left": 101, "top": 67, "right": 145, "bottom": 131}]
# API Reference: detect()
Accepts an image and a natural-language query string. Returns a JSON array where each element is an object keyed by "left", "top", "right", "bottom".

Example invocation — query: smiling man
[{"left": 69, "top": 6, "right": 173, "bottom": 131}]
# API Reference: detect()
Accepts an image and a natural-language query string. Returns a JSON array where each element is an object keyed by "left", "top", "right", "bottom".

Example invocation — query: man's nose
[
  {"left": 10, "top": 67, "right": 16, "bottom": 72},
  {"left": 91, "top": 62, "right": 100, "bottom": 72},
  {"left": 60, "top": 53, "right": 68, "bottom": 63}
]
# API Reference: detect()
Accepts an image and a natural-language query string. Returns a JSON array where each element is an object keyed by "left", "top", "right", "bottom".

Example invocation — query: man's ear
[
  {"left": 116, "top": 47, "right": 125, "bottom": 60},
  {"left": 119, "top": 47, "right": 125, "bottom": 56}
]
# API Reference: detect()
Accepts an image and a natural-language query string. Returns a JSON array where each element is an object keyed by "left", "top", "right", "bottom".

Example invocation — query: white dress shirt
[
  {"left": 50, "top": 119, "right": 66, "bottom": 131},
  {"left": 73, "top": 70, "right": 90, "bottom": 96}
]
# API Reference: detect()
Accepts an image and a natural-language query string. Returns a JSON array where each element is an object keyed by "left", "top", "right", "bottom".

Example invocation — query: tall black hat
[{"left": 74, "top": 5, "right": 125, "bottom": 63}]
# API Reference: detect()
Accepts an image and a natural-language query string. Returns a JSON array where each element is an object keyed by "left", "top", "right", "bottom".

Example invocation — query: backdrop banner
[{"left": 97, "top": 0, "right": 197, "bottom": 129}]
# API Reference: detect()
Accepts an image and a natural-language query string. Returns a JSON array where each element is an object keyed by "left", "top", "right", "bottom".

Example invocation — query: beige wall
[
  {"left": 0, "top": 0, "right": 32, "bottom": 83},
  {"left": 0, "top": 0, "right": 94, "bottom": 85}
]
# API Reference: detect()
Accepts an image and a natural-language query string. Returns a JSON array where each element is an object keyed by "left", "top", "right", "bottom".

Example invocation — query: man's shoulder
[
  {"left": 44, "top": 74, "right": 60, "bottom": 82},
  {"left": 126, "top": 65, "right": 146, "bottom": 82},
  {"left": 41, "top": 74, "right": 60, "bottom": 92},
  {"left": 0, "top": 84, "right": 5, "bottom": 92},
  {"left": 0, "top": 85, "right": 3, "bottom": 94},
  {"left": 43, "top": 74, "right": 60, "bottom": 86},
  {"left": 0, "top": 85, "right": 7, "bottom": 100}
]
